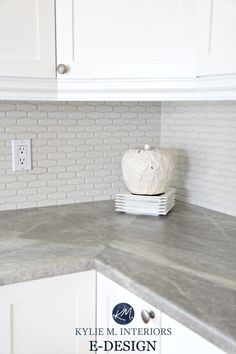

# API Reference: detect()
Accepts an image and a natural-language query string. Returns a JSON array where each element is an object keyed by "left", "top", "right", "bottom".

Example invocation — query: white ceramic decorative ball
[{"left": 122, "top": 144, "right": 174, "bottom": 195}]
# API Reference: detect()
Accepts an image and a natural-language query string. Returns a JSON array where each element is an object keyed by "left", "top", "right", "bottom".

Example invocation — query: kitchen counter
[{"left": 0, "top": 200, "right": 235, "bottom": 353}]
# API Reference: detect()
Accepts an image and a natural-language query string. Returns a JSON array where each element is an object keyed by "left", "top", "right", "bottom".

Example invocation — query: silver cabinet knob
[
  {"left": 57, "top": 64, "right": 68, "bottom": 74},
  {"left": 141, "top": 310, "right": 155, "bottom": 324}
]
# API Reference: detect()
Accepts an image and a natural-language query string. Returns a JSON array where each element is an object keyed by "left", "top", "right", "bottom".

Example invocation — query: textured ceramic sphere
[{"left": 122, "top": 144, "right": 174, "bottom": 195}]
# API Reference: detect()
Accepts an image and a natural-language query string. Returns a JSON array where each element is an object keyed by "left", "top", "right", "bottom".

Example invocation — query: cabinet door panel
[
  {"left": 97, "top": 273, "right": 161, "bottom": 353},
  {"left": 0, "top": 271, "right": 96, "bottom": 354},
  {"left": 161, "top": 313, "right": 226, "bottom": 354},
  {"left": 56, "top": 0, "right": 196, "bottom": 78},
  {"left": 11, "top": 293, "right": 77, "bottom": 354},
  {"left": 0, "top": 0, "right": 55, "bottom": 78},
  {"left": 97, "top": 274, "right": 226, "bottom": 354},
  {"left": 197, "top": 0, "right": 236, "bottom": 75}
]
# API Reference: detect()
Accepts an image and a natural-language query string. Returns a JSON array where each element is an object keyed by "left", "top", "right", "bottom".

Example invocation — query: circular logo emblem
[{"left": 112, "top": 303, "right": 135, "bottom": 325}]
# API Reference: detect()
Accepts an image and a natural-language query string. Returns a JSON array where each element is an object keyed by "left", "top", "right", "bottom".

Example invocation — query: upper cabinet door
[
  {"left": 197, "top": 0, "right": 236, "bottom": 76},
  {"left": 56, "top": 0, "right": 196, "bottom": 79},
  {"left": 0, "top": 0, "right": 56, "bottom": 78}
]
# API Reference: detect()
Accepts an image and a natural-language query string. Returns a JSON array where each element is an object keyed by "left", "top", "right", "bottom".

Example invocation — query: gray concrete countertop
[{"left": 0, "top": 200, "right": 235, "bottom": 353}]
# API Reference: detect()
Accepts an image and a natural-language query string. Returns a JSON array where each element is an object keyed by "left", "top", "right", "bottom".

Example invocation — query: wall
[
  {"left": 1, "top": 100, "right": 236, "bottom": 216},
  {"left": 0, "top": 101, "right": 161, "bottom": 210},
  {"left": 161, "top": 101, "right": 236, "bottom": 216}
]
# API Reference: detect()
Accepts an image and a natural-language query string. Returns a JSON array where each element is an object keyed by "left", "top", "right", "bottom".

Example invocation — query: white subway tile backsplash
[
  {"left": 0, "top": 100, "right": 235, "bottom": 216},
  {"left": 161, "top": 101, "right": 236, "bottom": 216},
  {"left": 0, "top": 101, "right": 161, "bottom": 211}
]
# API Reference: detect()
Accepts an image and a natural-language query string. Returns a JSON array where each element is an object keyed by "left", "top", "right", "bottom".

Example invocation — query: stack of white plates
[{"left": 115, "top": 188, "right": 176, "bottom": 216}]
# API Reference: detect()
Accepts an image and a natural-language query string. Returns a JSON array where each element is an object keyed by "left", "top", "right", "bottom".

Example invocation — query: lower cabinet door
[
  {"left": 0, "top": 271, "right": 96, "bottom": 354},
  {"left": 161, "top": 313, "right": 226, "bottom": 354},
  {"left": 97, "top": 273, "right": 161, "bottom": 353},
  {"left": 97, "top": 273, "right": 226, "bottom": 354}
]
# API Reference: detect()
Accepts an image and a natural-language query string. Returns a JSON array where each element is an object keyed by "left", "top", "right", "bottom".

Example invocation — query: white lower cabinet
[
  {"left": 97, "top": 273, "right": 161, "bottom": 353},
  {"left": 0, "top": 271, "right": 226, "bottom": 354},
  {"left": 97, "top": 273, "right": 226, "bottom": 354},
  {"left": 161, "top": 313, "right": 225, "bottom": 354},
  {"left": 0, "top": 271, "right": 96, "bottom": 354}
]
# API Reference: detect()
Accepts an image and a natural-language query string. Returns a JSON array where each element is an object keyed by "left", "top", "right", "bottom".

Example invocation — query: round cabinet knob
[
  {"left": 141, "top": 310, "right": 155, "bottom": 324},
  {"left": 57, "top": 64, "right": 68, "bottom": 74}
]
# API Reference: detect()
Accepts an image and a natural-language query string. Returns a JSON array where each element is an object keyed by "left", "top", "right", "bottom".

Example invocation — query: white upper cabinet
[
  {"left": 197, "top": 0, "right": 236, "bottom": 76},
  {"left": 56, "top": 0, "right": 197, "bottom": 79},
  {"left": 0, "top": 0, "right": 56, "bottom": 78},
  {"left": 1, "top": 0, "right": 236, "bottom": 99}
]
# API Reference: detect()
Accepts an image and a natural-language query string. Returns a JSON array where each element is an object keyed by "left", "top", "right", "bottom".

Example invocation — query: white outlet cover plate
[{"left": 12, "top": 139, "right": 32, "bottom": 171}]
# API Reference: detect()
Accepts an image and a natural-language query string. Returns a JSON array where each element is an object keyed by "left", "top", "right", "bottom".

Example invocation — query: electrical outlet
[{"left": 12, "top": 140, "right": 32, "bottom": 171}]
